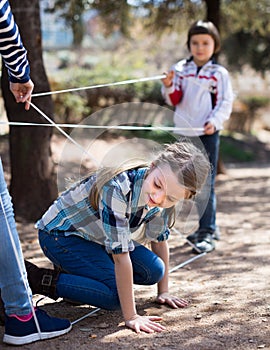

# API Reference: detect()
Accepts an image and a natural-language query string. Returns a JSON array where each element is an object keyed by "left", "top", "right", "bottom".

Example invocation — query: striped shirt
[
  {"left": 162, "top": 58, "right": 234, "bottom": 136},
  {"left": 0, "top": 0, "right": 30, "bottom": 83},
  {"left": 36, "top": 168, "right": 170, "bottom": 254}
]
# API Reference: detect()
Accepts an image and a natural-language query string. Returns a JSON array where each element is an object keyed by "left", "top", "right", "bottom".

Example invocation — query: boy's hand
[
  {"left": 204, "top": 122, "right": 216, "bottom": 135},
  {"left": 161, "top": 71, "right": 174, "bottom": 88}
]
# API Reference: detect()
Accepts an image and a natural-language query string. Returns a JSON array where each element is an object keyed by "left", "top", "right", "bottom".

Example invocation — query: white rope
[
  {"left": 32, "top": 74, "right": 167, "bottom": 98},
  {"left": 29, "top": 101, "right": 100, "bottom": 167},
  {"left": 0, "top": 195, "right": 42, "bottom": 339},
  {"left": 169, "top": 228, "right": 207, "bottom": 273},
  {"left": 71, "top": 307, "right": 101, "bottom": 326},
  {"left": 2, "top": 73, "right": 207, "bottom": 329},
  {"left": 0, "top": 120, "right": 204, "bottom": 132},
  {"left": 169, "top": 253, "right": 207, "bottom": 273},
  {"left": 31, "top": 73, "right": 217, "bottom": 98}
]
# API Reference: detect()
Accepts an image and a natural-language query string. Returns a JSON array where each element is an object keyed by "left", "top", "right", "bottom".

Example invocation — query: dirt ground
[{"left": 0, "top": 134, "right": 270, "bottom": 350}]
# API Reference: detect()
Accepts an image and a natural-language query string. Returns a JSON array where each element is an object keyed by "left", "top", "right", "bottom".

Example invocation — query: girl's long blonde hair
[
  {"left": 89, "top": 139, "right": 210, "bottom": 214},
  {"left": 153, "top": 139, "right": 210, "bottom": 196},
  {"left": 89, "top": 159, "right": 148, "bottom": 210}
]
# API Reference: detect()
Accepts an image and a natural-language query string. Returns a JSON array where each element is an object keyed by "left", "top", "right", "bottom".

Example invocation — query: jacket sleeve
[
  {"left": 207, "top": 67, "right": 234, "bottom": 130},
  {"left": 161, "top": 66, "right": 183, "bottom": 106},
  {"left": 0, "top": 0, "right": 30, "bottom": 83}
]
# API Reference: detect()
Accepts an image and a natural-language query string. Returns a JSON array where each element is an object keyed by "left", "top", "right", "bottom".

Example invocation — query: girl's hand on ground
[
  {"left": 125, "top": 314, "right": 166, "bottom": 333},
  {"left": 161, "top": 71, "right": 174, "bottom": 88},
  {"left": 156, "top": 292, "right": 189, "bottom": 309}
]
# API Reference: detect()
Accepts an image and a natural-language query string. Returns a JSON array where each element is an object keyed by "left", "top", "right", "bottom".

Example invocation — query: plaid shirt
[{"left": 36, "top": 168, "right": 170, "bottom": 254}]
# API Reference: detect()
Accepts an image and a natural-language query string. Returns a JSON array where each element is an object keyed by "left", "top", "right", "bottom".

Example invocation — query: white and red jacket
[{"left": 162, "top": 58, "right": 234, "bottom": 136}]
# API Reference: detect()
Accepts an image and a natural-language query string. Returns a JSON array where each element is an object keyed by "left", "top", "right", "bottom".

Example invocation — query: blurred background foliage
[
  {"left": 41, "top": 0, "right": 270, "bottom": 156},
  {"left": 43, "top": 0, "right": 270, "bottom": 115},
  {"left": 1, "top": 0, "right": 269, "bottom": 219}
]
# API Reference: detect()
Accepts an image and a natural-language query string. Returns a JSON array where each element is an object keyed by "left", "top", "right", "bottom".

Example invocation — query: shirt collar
[{"left": 129, "top": 167, "right": 160, "bottom": 217}]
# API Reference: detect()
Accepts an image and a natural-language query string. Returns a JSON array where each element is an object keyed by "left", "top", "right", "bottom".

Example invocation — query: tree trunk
[
  {"left": 1, "top": 0, "right": 57, "bottom": 221},
  {"left": 204, "top": 0, "right": 221, "bottom": 29}
]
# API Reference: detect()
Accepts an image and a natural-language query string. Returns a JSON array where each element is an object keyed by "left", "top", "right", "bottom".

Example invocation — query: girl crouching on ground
[{"left": 32, "top": 140, "right": 210, "bottom": 334}]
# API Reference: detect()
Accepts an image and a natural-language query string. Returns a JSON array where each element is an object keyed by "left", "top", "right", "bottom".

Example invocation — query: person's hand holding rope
[
  {"left": 162, "top": 71, "right": 174, "bottom": 88},
  {"left": 10, "top": 79, "right": 34, "bottom": 110}
]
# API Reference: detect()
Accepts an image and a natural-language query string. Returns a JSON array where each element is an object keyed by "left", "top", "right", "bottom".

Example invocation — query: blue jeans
[
  {"left": 0, "top": 158, "right": 32, "bottom": 316},
  {"left": 39, "top": 230, "right": 165, "bottom": 310},
  {"left": 196, "top": 132, "right": 220, "bottom": 233}
]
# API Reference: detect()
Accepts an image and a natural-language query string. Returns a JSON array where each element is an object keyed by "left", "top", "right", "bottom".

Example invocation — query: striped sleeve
[{"left": 0, "top": 0, "right": 30, "bottom": 83}]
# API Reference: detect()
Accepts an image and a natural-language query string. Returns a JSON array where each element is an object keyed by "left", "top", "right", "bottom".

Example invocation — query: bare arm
[
  {"left": 113, "top": 252, "right": 136, "bottom": 320},
  {"left": 151, "top": 240, "right": 189, "bottom": 308},
  {"left": 112, "top": 252, "right": 165, "bottom": 333},
  {"left": 151, "top": 240, "right": 170, "bottom": 295}
]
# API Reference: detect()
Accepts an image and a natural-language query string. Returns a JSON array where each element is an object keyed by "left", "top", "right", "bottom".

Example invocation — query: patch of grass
[
  {"left": 103, "top": 126, "right": 176, "bottom": 144},
  {"left": 220, "top": 136, "right": 255, "bottom": 162}
]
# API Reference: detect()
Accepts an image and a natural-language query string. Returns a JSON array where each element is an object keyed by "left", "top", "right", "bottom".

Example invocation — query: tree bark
[
  {"left": 204, "top": 0, "right": 221, "bottom": 29},
  {"left": 1, "top": 0, "right": 57, "bottom": 221}
]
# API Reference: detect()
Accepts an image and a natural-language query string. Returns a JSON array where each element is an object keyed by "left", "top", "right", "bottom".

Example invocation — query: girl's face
[
  {"left": 189, "top": 33, "right": 215, "bottom": 66},
  {"left": 141, "top": 164, "right": 189, "bottom": 209}
]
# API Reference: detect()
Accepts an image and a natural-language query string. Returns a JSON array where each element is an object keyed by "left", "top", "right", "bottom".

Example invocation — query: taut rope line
[
  {"left": 29, "top": 101, "right": 100, "bottom": 167},
  {"left": 32, "top": 74, "right": 167, "bottom": 98},
  {"left": 31, "top": 73, "right": 217, "bottom": 98},
  {"left": 0, "top": 120, "right": 204, "bottom": 132},
  {"left": 2, "top": 73, "right": 207, "bottom": 328}
]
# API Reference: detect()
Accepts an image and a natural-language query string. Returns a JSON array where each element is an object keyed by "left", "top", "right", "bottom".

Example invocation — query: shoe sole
[
  {"left": 3, "top": 325, "right": 72, "bottom": 345},
  {"left": 192, "top": 246, "right": 215, "bottom": 254}
]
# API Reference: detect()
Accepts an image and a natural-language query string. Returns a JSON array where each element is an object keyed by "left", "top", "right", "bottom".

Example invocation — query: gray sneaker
[
  {"left": 186, "top": 231, "right": 199, "bottom": 244},
  {"left": 193, "top": 232, "right": 215, "bottom": 253},
  {"left": 187, "top": 228, "right": 220, "bottom": 244}
]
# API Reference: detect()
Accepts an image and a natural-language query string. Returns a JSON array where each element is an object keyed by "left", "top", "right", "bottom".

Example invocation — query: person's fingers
[
  {"left": 23, "top": 96, "right": 31, "bottom": 111},
  {"left": 168, "top": 70, "right": 174, "bottom": 79},
  {"left": 174, "top": 298, "right": 189, "bottom": 308},
  {"left": 148, "top": 316, "right": 163, "bottom": 322},
  {"left": 126, "top": 315, "right": 165, "bottom": 334},
  {"left": 10, "top": 80, "right": 34, "bottom": 110}
]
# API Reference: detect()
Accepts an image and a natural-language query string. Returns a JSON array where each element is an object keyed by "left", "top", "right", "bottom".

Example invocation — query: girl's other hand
[
  {"left": 156, "top": 292, "right": 189, "bottom": 309},
  {"left": 161, "top": 71, "right": 174, "bottom": 88},
  {"left": 125, "top": 314, "right": 166, "bottom": 333}
]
